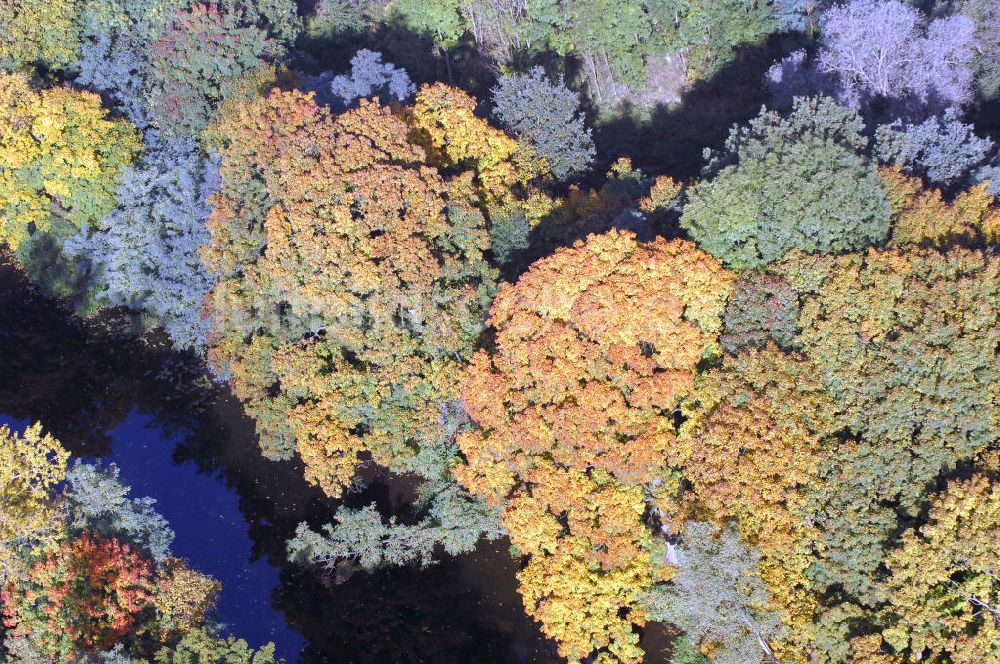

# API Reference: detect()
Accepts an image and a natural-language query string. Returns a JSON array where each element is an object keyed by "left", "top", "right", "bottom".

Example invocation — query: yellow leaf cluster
[
  {"left": 879, "top": 165, "right": 1000, "bottom": 248},
  {"left": 849, "top": 634, "right": 903, "bottom": 663},
  {"left": 200, "top": 63, "right": 287, "bottom": 150},
  {"left": 408, "top": 82, "right": 552, "bottom": 221},
  {"left": 0, "top": 422, "right": 68, "bottom": 584},
  {"left": 882, "top": 474, "right": 1000, "bottom": 662},
  {"left": 517, "top": 535, "right": 654, "bottom": 664},
  {"left": 0, "top": 0, "right": 80, "bottom": 71},
  {"left": 0, "top": 73, "right": 140, "bottom": 250},
  {"left": 154, "top": 557, "right": 221, "bottom": 637}
]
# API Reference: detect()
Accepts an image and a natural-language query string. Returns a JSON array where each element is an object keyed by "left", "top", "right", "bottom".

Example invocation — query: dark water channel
[{"left": 0, "top": 260, "right": 569, "bottom": 664}]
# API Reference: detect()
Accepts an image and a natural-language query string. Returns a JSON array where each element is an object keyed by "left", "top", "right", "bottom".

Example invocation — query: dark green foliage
[
  {"left": 488, "top": 209, "right": 531, "bottom": 265},
  {"left": 720, "top": 273, "right": 799, "bottom": 354},
  {"left": 555, "top": 0, "right": 659, "bottom": 93},
  {"left": 681, "top": 97, "right": 891, "bottom": 271},
  {"left": 234, "top": 0, "right": 301, "bottom": 46},
  {"left": 650, "top": 0, "right": 778, "bottom": 82},
  {"left": 462, "top": 0, "right": 661, "bottom": 98},
  {"left": 386, "top": 0, "right": 778, "bottom": 108},
  {"left": 306, "top": 0, "right": 379, "bottom": 41},
  {"left": 491, "top": 67, "right": 594, "bottom": 181},
  {"left": 387, "top": 0, "right": 463, "bottom": 48},
  {"left": 669, "top": 636, "right": 709, "bottom": 664},
  {"left": 557, "top": 0, "right": 776, "bottom": 98},
  {"left": 772, "top": 0, "right": 827, "bottom": 33},
  {"left": 960, "top": 0, "right": 1000, "bottom": 101},
  {"left": 15, "top": 226, "right": 98, "bottom": 312},
  {"left": 811, "top": 602, "right": 865, "bottom": 664}
]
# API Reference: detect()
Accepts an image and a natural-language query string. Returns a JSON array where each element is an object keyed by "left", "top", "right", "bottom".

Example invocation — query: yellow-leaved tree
[
  {"left": 881, "top": 474, "right": 1000, "bottom": 662},
  {"left": 408, "top": 82, "right": 555, "bottom": 224},
  {"left": 0, "top": 73, "right": 140, "bottom": 251},
  {"left": 0, "top": 422, "right": 68, "bottom": 584},
  {"left": 879, "top": 165, "right": 1000, "bottom": 248},
  {"left": 0, "top": 0, "right": 80, "bottom": 72}
]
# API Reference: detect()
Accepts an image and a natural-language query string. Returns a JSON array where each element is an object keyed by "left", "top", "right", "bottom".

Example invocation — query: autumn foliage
[
  {"left": 0, "top": 424, "right": 249, "bottom": 662},
  {"left": 149, "top": 3, "right": 273, "bottom": 136},
  {"left": 0, "top": 72, "right": 140, "bottom": 251},
  {"left": 773, "top": 246, "right": 999, "bottom": 601},
  {"left": 455, "top": 230, "right": 735, "bottom": 662},
  {"left": 204, "top": 84, "right": 551, "bottom": 496},
  {"left": 408, "top": 82, "right": 551, "bottom": 216},
  {"left": 2, "top": 531, "right": 159, "bottom": 661},
  {"left": 880, "top": 165, "right": 1000, "bottom": 248},
  {"left": 672, "top": 347, "right": 838, "bottom": 659},
  {"left": 154, "top": 557, "right": 222, "bottom": 637},
  {"left": 0, "top": 422, "right": 68, "bottom": 584},
  {"left": 3, "top": 3, "right": 1000, "bottom": 661},
  {"left": 0, "top": 0, "right": 80, "bottom": 71},
  {"left": 881, "top": 474, "right": 999, "bottom": 662}
]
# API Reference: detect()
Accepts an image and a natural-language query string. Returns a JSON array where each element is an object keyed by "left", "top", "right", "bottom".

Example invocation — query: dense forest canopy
[{"left": 1, "top": 0, "right": 998, "bottom": 662}]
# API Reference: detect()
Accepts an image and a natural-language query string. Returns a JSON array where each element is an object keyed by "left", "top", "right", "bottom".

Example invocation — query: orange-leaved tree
[
  {"left": 204, "top": 83, "right": 551, "bottom": 500},
  {"left": 1, "top": 531, "right": 159, "bottom": 661},
  {"left": 454, "top": 230, "right": 735, "bottom": 663}
]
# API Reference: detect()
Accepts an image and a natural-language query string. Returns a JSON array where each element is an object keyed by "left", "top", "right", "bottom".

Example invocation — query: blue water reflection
[{"left": 0, "top": 411, "right": 304, "bottom": 663}]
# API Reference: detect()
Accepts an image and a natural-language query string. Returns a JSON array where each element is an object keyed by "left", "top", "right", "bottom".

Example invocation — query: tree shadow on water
[{"left": 0, "top": 254, "right": 213, "bottom": 456}]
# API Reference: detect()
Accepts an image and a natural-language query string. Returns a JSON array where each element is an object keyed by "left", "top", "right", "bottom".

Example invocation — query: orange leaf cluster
[
  {"left": 205, "top": 87, "right": 498, "bottom": 494},
  {"left": 455, "top": 230, "right": 734, "bottom": 662},
  {"left": 639, "top": 175, "right": 683, "bottom": 215},
  {"left": 460, "top": 231, "right": 733, "bottom": 488}
]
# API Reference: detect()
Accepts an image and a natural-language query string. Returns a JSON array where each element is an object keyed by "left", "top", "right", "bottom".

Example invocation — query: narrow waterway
[{"left": 0, "top": 260, "right": 564, "bottom": 663}]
